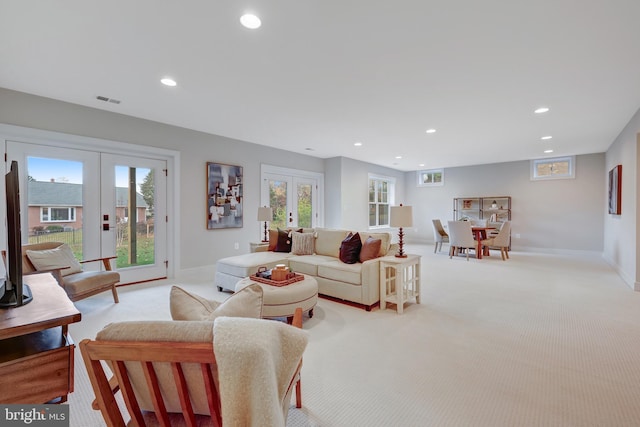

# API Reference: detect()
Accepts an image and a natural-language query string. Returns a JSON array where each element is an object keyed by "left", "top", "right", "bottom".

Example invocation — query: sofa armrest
[
  {"left": 359, "top": 258, "right": 382, "bottom": 305},
  {"left": 387, "top": 243, "right": 399, "bottom": 257}
]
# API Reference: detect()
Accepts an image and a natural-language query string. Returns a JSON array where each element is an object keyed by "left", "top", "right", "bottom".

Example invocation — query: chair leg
[
  {"left": 295, "top": 379, "right": 302, "bottom": 408},
  {"left": 434, "top": 242, "right": 438, "bottom": 253},
  {"left": 111, "top": 285, "right": 119, "bottom": 303},
  {"left": 505, "top": 248, "right": 509, "bottom": 259},
  {"left": 449, "top": 246, "right": 455, "bottom": 258}
]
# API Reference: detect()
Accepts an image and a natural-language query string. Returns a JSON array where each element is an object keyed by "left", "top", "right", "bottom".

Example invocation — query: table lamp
[
  {"left": 257, "top": 206, "right": 273, "bottom": 242},
  {"left": 390, "top": 204, "right": 413, "bottom": 258}
]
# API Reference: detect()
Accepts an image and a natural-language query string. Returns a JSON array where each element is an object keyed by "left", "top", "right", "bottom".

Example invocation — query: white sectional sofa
[{"left": 214, "top": 228, "right": 397, "bottom": 311}]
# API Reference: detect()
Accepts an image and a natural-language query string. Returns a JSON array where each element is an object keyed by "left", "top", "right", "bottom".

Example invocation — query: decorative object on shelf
[
  {"left": 257, "top": 206, "right": 273, "bottom": 242},
  {"left": 608, "top": 165, "right": 622, "bottom": 215},
  {"left": 207, "top": 162, "right": 243, "bottom": 229},
  {"left": 491, "top": 200, "right": 498, "bottom": 209},
  {"left": 390, "top": 204, "right": 413, "bottom": 258},
  {"left": 463, "top": 199, "right": 472, "bottom": 209}
]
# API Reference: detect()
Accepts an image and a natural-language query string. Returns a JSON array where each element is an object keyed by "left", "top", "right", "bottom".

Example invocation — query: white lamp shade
[
  {"left": 257, "top": 206, "right": 273, "bottom": 221},
  {"left": 390, "top": 205, "right": 413, "bottom": 227}
]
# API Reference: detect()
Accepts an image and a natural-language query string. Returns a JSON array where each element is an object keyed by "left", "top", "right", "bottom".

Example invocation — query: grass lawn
[{"left": 28, "top": 230, "right": 155, "bottom": 268}]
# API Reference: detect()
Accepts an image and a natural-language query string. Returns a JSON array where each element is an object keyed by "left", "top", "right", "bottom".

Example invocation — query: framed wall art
[
  {"left": 608, "top": 164, "right": 621, "bottom": 215},
  {"left": 207, "top": 162, "right": 243, "bottom": 229}
]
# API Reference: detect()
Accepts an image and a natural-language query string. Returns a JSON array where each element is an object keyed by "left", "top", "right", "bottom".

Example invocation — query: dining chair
[
  {"left": 447, "top": 221, "right": 477, "bottom": 261},
  {"left": 431, "top": 219, "right": 449, "bottom": 253},
  {"left": 481, "top": 221, "right": 511, "bottom": 260}
]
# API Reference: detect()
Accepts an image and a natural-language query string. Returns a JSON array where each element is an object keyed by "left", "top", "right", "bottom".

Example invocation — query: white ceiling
[{"left": 2, "top": 1, "right": 640, "bottom": 171}]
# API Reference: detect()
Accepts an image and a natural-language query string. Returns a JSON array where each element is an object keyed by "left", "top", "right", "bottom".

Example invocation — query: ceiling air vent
[{"left": 96, "top": 95, "right": 121, "bottom": 104}]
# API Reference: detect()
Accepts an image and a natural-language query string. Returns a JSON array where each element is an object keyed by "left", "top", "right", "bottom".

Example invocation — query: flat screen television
[{"left": 0, "top": 160, "right": 32, "bottom": 308}]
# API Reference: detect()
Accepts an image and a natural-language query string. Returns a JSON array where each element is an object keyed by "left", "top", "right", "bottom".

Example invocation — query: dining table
[{"left": 471, "top": 226, "right": 496, "bottom": 259}]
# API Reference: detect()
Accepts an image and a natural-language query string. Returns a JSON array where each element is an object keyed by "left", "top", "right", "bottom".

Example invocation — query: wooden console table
[{"left": 0, "top": 273, "right": 81, "bottom": 403}]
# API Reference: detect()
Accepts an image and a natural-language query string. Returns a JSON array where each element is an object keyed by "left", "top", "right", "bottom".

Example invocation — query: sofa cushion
[
  {"left": 315, "top": 228, "right": 350, "bottom": 257},
  {"left": 26, "top": 243, "right": 83, "bottom": 276},
  {"left": 291, "top": 232, "right": 315, "bottom": 255},
  {"left": 359, "top": 236, "right": 382, "bottom": 262},
  {"left": 289, "top": 254, "right": 336, "bottom": 276},
  {"left": 170, "top": 284, "right": 263, "bottom": 321},
  {"left": 339, "top": 232, "right": 362, "bottom": 264},
  {"left": 360, "top": 232, "right": 391, "bottom": 257},
  {"left": 318, "top": 260, "right": 362, "bottom": 286},
  {"left": 216, "top": 252, "right": 292, "bottom": 277}
]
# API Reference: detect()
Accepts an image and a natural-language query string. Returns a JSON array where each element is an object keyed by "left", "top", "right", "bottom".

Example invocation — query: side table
[
  {"left": 379, "top": 254, "right": 421, "bottom": 314},
  {"left": 249, "top": 241, "right": 269, "bottom": 253}
]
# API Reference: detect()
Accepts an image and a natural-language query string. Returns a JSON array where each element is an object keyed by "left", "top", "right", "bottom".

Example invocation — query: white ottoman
[{"left": 235, "top": 275, "right": 318, "bottom": 322}]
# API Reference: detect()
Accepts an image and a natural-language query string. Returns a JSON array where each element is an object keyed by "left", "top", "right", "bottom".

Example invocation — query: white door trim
[{"left": 0, "top": 123, "right": 180, "bottom": 277}]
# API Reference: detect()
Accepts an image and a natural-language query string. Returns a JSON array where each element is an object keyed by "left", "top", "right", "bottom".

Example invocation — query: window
[
  {"left": 530, "top": 156, "right": 575, "bottom": 180},
  {"left": 417, "top": 169, "right": 444, "bottom": 186},
  {"left": 41, "top": 207, "right": 76, "bottom": 222},
  {"left": 368, "top": 174, "right": 395, "bottom": 228}
]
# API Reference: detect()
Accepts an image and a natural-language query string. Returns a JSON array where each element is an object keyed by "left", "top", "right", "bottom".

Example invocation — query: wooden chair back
[{"left": 80, "top": 308, "right": 304, "bottom": 427}]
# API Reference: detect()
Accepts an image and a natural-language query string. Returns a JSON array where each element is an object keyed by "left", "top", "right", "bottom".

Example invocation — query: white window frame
[
  {"left": 40, "top": 206, "right": 76, "bottom": 222},
  {"left": 530, "top": 156, "right": 575, "bottom": 180},
  {"left": 368, "top": 173, "right": 395, "bottom": 229},
  {"left": 417, "top": 168, "right": 444, "bottom": 187}
]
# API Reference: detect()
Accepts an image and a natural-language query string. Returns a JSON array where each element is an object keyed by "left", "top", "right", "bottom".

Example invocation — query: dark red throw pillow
[
  {"left": 274, "top": 228, "right": 303, "bottom": 253},
  {"left": 339, "top": 232, "right": 362, "bottom": 264},
  {"left": 274, "top": 228, "right": 292, "bottom": 253}
]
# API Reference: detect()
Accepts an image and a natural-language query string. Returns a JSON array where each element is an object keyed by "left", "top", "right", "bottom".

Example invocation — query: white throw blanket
[{"left": 213, "top": 316, "right": 309, "bottom": 427}]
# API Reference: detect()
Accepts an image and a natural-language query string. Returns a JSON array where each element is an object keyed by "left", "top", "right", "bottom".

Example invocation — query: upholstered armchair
[
  {"left": 20, "top": 242, "right": 119, "bottom": 303},
  {"left": 431, "top": 219, "right": 449, "bottom": 253},
  {"left": 481, "top": 221, "right": 511, "bottom": 260},
  {"left": 447, "top": 221, "right": 477, "bottom": 261}
]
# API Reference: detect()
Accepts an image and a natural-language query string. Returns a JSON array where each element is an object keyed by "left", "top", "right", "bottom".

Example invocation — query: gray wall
[
  {"left": 604, "top": 106, "right": 640, "bottom": 289},
  {"left": 405, "top": 153, "right": 605, "bottom": 252},
  {"left": 0, "top": 88, "right": 326, "bottom": 270}
]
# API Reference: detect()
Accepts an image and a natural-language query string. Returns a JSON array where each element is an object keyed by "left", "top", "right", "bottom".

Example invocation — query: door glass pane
[
  {"left": 26, "top": 157, "right": 84, "bottom": 259},
  {"left": 115, "top": 166, "right": 155, "bottom": 268},
  {"left": 297, "top": 183, "right": 312, "bottom": 228},
  {"left": 269, "top": 179, "right": 288, "bottom": 230}
]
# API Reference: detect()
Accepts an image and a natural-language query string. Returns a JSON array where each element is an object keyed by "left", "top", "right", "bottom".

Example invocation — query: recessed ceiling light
[
  {"left": 426, "top": 129, "right": 436, "bottom": 134},
  {"left": 161, "top": 78, "right": 177, "bottom": 87},
  {"left": 534, "top": 107, "right": 550, "bottom": 114},
  {"left": 354, "top": 142, "right": 362, "bottom": 147},
  {"left": 240, "top": 14, "right": 261, "bottom": 29},
  {"left": 395, "top": 156, "right": 402, "bottom": 159},
  {"left": 544, "top": 149, "right": 554, "bottom": 153},
  {"left": 419, "top": 163, "right": 425, "bottom": 167},
  {"left": 541, "top": 136, "right": 553, "bottom": 140}
]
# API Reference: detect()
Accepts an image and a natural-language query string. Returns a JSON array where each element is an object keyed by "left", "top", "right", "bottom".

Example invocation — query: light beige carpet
[{"left": 67, "top": 245, "right": 640, "bottom": 426}]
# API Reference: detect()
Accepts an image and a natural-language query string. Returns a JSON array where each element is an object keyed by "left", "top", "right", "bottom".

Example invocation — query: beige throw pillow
[
  {"left": 291, "top": 232, "right": 315, "bottom": 255},
  {"left": 26, "top": 244, "right": 83, "bottom": 276},
  {"left": 170, "top": 284, "right": 263, "bottom": 321}
]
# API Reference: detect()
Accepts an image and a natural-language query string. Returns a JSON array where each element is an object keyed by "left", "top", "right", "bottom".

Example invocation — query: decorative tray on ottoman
[{"left": 252, "top": 269, "right": 304, "bottom": 287}]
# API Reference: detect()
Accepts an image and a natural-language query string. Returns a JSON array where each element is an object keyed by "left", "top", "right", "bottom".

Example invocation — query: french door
[
  {"left": 261, "top": 165, "right": 323, "bottom": 231},
  {"left": 7, "top": 141, "right": 167, "bottom": 284}
]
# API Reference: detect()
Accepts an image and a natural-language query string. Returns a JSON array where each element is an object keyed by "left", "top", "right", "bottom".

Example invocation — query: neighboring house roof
[{"left": 28, "top": 181, "right": 147, "bottom": 208}]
